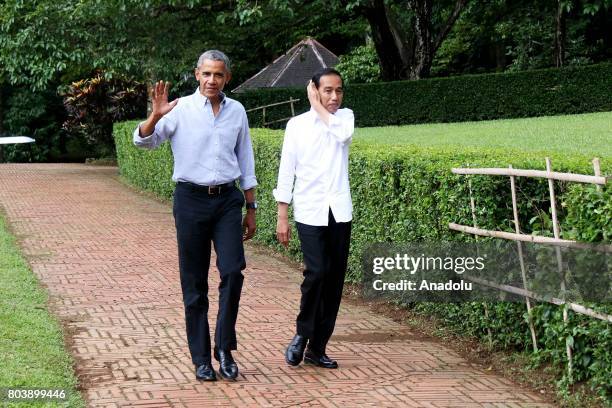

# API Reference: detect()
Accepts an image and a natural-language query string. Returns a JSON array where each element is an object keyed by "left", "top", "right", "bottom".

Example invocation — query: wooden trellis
[
  {"left": 449, "top": 157, "right": 610, "bottom": 379},
  {"left": 246, "top": 98, "right": 300, "bottom": 127}
]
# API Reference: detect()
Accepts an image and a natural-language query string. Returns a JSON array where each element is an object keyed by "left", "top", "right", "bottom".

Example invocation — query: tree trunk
[
  {"left": 409, "top": 0, "right": 433, "bottom": 79},
  {"left": 362, "top": 0, "right": 409, "bottom": 81},
  {"left": 554, "top": 0, "right": 566, "bottom": 67},
  {"left": 495, "top": 43, "right": 506, "bottom": 71},
  {"left": 362, "top": 0, "right": 467, "bottom": 81}
]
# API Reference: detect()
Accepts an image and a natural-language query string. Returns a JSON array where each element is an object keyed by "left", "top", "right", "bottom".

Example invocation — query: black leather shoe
[
  {"left": 214, "top": 347, "right": 239, "bottom": 380},
  {"left": 195, "top": 362, "right": 217, "bottom": 381},
  {"left": 285, "top": 334, "right": 308, "bottom": 366},
  {"left": 304, "top": 349, "right": 338, "bottom": 369}
]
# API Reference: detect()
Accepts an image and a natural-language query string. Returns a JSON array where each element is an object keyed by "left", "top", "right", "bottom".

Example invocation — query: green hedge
[
  {"left": 233, "top": 63, "right": 612, "bottom": 128},
  {"left": 114, "top": 121, "right": 610, "bottom": 401}
]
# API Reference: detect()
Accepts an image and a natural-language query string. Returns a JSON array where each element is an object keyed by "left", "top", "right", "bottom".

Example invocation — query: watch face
[{"left": 246, "top": 202, "right": 258, "bottom": 209}]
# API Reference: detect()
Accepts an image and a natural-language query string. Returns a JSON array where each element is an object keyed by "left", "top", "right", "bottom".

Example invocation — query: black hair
[{"left": 312, "top": 68, "right": 343, "bottom": 88}]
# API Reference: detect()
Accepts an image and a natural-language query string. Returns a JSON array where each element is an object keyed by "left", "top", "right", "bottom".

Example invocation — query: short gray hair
[{"left": 197, "top": 50, "right": 231, "bottom": 72}]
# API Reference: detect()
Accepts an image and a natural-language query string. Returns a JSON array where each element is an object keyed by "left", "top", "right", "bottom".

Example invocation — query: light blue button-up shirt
[{"left": 133, "top": 89, "right": 257, "bottom": 190}]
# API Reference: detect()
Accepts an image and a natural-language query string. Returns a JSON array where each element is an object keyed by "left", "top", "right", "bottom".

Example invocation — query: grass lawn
[
  {"left": 0, "top": 214, "right": 84, "bottom": 407},
  {"left": 353, "top": 111, "right": 612, "bottom": 158}
]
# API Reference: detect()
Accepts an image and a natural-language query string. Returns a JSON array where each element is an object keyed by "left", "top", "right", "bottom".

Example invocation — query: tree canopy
[{"left": 0, "top": 0, "right": 365, "bottom": 90}]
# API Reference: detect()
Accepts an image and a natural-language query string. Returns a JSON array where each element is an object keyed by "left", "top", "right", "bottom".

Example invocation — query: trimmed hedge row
[
  {"left": 233, "top": 63, "right": 612, "bottom": 128},
  {"left": 114, "top": 121, "right": 610, "bottom": 400}
]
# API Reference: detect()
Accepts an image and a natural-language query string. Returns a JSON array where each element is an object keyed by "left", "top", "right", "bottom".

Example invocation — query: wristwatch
[{"left": 246, "top": 201, "right": 258, "bottom": 210}]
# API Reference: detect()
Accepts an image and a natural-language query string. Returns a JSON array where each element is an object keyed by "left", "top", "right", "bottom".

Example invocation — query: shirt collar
[{"left": 194, "top": 88, "right": 226, "bottom": 105}]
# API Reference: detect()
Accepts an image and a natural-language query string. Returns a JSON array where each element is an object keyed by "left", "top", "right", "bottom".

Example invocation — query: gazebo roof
[{"left": 232, "top": 38, "right": 339, "bottom": 93}]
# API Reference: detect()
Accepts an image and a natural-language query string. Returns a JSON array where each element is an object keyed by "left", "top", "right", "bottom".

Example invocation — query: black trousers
[
  {"left": 173, "top": 182, "right": 246, "bottom": 366},
  {"left": 295, "top": 209, "right": 351, "bottom": 353}
]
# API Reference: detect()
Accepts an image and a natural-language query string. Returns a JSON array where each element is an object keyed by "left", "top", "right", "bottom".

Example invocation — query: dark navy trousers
[
  {"left": 295, "top": 209, "right": 351, "bottom": 353},
  {"left": 173, "top": 182, "right": 245, "bottom": 366}
]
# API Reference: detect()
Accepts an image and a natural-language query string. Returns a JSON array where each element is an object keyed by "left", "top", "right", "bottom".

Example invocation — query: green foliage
[
  {"left": 335, "top": 44, "right": 381, "bottom": 84},
  {"left": 113, "top": 121, "right": 175, "bottom": 200},
  {"left": 62, "top": 74, "right": 146, "bottom": 158},
  {"left": 1, "top": 85, "right": 65, "bottom": 162},
  {"left": 113, "top": 118, "right": 610, "bottom": 402},
  {"left": 0, "top": 0, "right": 365, "bottom": 90},
  {"left": 234, "top": 63, "right": 612, "bottom": 127},
  {"left": 562, "top": 184, "right": 611, "bottom": 242},
  {"left": 430, "top": 0, "right": 612, "bottom": 75},
  {"left": 530, "top": 303, "right": 612, "bottom": 399}
]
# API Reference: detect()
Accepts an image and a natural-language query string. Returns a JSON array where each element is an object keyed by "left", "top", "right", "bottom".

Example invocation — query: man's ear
[
  {"left": 226, "top": 71, "right": 232, "bottom": 84},
  {"left": 194, "top": 67, "right": 199, "bottom": 79}
]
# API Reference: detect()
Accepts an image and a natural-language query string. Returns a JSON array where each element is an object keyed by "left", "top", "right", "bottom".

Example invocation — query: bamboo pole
[
  {"left": 452, "top": 167, "right": 607, "bottom": 185},
  {"left": 463, "top": 275, "right": 612, "bottom": 322},
  {"left": 448, "top": 223, "right": 612, "bottom": 252},
  {"left": 546, "top": 158, "right": 573, "bottom": 380},
  {"left": 468, "top": 178, "right": 494, "bottom": 350},
  {"left": 246, "top": 98, "right": 301, "bottom": 111},
  {"left": 593, "top": 158, "right": 601, "bottom": 192},
  {"left": 510, "top": 165, "right": 538, "bottom": 352}
]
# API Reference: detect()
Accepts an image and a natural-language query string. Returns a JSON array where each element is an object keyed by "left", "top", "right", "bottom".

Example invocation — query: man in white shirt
[{"left": 273, "top": 68, "right": 354, "bottom": 369}]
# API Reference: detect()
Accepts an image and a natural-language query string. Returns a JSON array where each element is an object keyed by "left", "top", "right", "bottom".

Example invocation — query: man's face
[
  {"left": 317, "top": 74, "right": 343, "bottom": 114},
  {"left": 194, "top": 59, "right": 231, "bottom": 99}
]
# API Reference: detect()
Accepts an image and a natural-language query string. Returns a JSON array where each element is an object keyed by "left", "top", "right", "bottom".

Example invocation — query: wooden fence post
[
  {"left": 593, "top": 158, "right": 601, "bottom": 192},
  {"left": 546, "top": 157, "right": 573, "bottom": 380},
  {"left": 468, "top": 177, "right": 494, "bottom": 350},
  {"left": 509, "top": 165, "right": 538, "bottom": 352}
]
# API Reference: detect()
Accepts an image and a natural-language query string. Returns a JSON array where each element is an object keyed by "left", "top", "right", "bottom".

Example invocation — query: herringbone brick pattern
[{"left": 0, "top": 164, "right": 554, "bottom": 407}]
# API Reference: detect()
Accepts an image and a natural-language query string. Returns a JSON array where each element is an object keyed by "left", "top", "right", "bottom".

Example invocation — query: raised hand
[
  {"left": 306, "top": 79, "right": 330, "bottom": 125},
  {"left": 137, "top": 81, "right": 178, "bottom": 138},
  {"left": 151, "top": 80, "right": 178, "bottom": 118},
  {"left": 306, "top": 80, "right": 320, "bottom": 107}
]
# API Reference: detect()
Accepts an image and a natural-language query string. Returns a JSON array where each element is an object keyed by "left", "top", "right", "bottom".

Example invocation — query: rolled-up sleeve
[
  {"left": 235, "top": 112, "right": 258, "bottom": 190},
  {"left": 327, "top": 108, "right": 354, "bottom": 145},
  {"left": 273, "top": 121, "right": 297, "bottom": 204},
  {"left": 133, "top": 115, "right": 176, "bottom": 149}
]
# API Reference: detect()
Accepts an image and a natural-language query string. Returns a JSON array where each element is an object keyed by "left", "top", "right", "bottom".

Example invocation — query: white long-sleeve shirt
[{"left": 273, "top": 108, "right": 354, "bottom": 226}]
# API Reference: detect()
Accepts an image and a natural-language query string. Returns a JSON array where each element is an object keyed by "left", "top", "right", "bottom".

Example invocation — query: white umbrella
[{"left": 0, "top": 136, "right": 35, "bottom": 144}]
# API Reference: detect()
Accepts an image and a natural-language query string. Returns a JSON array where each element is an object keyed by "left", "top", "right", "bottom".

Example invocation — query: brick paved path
[{"left": 0, "top": 164, "right": 554, "bottom": 407}]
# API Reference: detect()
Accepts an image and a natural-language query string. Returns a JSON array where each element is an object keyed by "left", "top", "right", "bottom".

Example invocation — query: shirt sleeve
[
  {"left": 235, "top": 111, "right": 258, "bottom": 190},
  {"left": 326, "top": 108, "right": 354, "bottom": 145},
  {"left": 132, "top": 114, "right": 177, "bottom": 149},
  {"left": 272, "top": 120, "right": 297, "bottom": 204}
]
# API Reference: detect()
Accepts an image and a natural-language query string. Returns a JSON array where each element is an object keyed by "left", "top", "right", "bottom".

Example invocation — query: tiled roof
[{"left": 232, "top": 38, "right": 339, "bottom": 93}]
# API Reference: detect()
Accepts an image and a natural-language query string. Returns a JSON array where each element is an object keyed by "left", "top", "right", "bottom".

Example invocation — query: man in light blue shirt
[{"left": 134, "top": 50, "right": 257, "bottom": 382}]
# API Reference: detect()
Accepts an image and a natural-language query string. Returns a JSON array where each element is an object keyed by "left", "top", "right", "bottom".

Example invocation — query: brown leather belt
[{"left": 177, "top": 181, "right": 236, "bottom": 195}]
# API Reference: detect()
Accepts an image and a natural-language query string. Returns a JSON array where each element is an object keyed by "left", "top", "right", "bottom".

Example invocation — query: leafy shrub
[
  {"left": 63, "top": 74, "right": 146, "bottom": 158},
  {"left": 335, "top": 44, "right": 381, "bottom": 84},
  {"left": 234, "top": 63, "right": 612, "bottom": 127}
]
